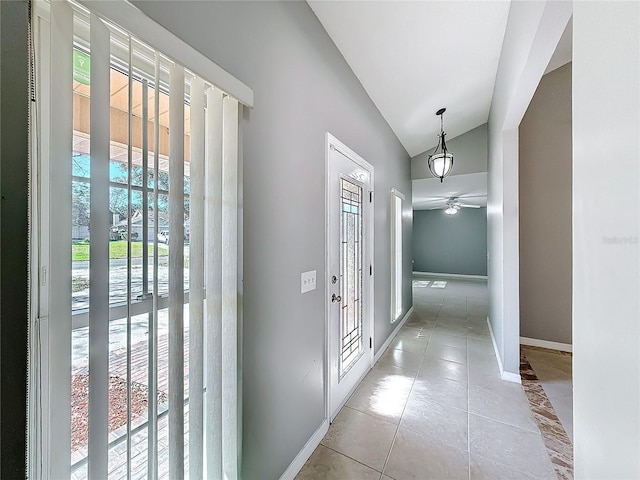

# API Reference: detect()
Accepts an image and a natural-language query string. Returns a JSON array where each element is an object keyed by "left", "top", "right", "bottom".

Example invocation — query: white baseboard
[
  {"left": 501, "top": 370, "right": 522, "bottom": 383},
  {"left": 486, "top": 316, "right": 521, "bottom": 384},
  {"left": 486, "top": 316, "right": 505, "bottom": 373},
  {"left": 374, "top": 306, "right": 415, "bottom": 363},
  {"left": 279, "top": 419, "right": 329, "bottom": 480},
  {"left": 413, "top": 271, "right": 488, "bottom": 281},
  {"left": 520, "top": 336, "right": 572, "bottom": 353},
  {"left": 280, "top": 306, "right": 415, "bottom": 479}
]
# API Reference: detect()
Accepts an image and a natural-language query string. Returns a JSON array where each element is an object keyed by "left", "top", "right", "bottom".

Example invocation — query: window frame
[{"left": 390, "top": 188, "right": 405, "bottom": 322}]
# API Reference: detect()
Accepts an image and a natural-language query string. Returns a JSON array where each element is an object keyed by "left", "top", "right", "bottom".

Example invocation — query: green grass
[{"left": 72, "top": 241, "right": 169, "bottom": 262}]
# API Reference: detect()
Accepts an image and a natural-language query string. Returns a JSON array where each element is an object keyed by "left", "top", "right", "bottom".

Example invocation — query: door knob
[{"left": 331, "top": 293, "right": 342, "bottom": 303}]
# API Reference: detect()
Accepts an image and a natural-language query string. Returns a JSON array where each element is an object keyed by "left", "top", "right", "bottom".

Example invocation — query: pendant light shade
[{"left": 428, "top": 108, "right": 454, "bottom": 182}]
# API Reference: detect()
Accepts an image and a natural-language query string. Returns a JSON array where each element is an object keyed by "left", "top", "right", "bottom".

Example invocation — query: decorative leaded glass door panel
[{"left": 327, "top": 134, "right": 374, "bottom": 421}]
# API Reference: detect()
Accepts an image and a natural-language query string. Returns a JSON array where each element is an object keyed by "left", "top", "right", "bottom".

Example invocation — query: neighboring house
[
  {"left": 110, "top": 210, "right": 170, "bottom": 241},
  {"left": 72, "top": 225, "right": 90, "bottom": 240}
]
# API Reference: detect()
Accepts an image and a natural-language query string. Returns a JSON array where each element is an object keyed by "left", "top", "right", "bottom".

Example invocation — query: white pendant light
[{"left": 427, "top": 108, "right": 454, "bottom": 182}]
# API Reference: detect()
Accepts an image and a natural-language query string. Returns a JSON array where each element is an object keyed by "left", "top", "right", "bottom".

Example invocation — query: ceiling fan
[{"left": 429, "top": 197, "right": 481, "bottom": 215}]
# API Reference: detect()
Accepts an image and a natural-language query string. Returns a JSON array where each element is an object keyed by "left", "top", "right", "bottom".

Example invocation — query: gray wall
[
  {"left": 487, "top": 0, "right": 571, "bottom": 378},
  {"left": 411, "top": 123, "right": 487, "bottom": 179},
  {"left": 519, "top": 63, "right": 572, "bottom": 345},
  {"left": 132, "top": 2, "right": 412, "bottom": 479},
  {"left": 0, "top": 0, "right": 29, "bottom": 476},
  {"left": 413, "top": 208, "right": 487, "bottom": 276}
]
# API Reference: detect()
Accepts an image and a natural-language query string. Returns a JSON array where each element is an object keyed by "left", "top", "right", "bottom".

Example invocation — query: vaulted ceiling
[
  {"left": 309, "top": 2, "right": 572, "bottom": 210},
  {"left": 308, "top": 1, "right": 511, "bottom": 158}
]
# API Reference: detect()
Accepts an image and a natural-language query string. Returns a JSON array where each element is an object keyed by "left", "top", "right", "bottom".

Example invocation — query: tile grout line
[
  {"left": 466, "top": 411, "right": 544, "bottom": 434},
  {"left": 379, "top": 298, "right": 442, "bottom": 477},
  {"left": 318, "top": 443, "right": 386, "bottom": 476}
]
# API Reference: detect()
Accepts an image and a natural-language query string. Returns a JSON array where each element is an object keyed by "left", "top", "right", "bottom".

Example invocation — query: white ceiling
[
  {"left": 545, "top": 17, "right": 572, "bottom": 75},
  {"left": 308, "top": 1, "right": 511, "bottom": 157},
  {"left": 309, "top": 2, "right": 572, "bottom": 211}
]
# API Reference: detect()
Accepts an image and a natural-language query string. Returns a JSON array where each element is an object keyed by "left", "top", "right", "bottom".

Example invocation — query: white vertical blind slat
[
  {"left": 168, "top": 63, "right": 186, "bottom": 479},
  {"left": 148, "top": 51, "right": 161, "bottom": 480},
  {"left": 205, "top": 87, "right": 224, "bottom": 479},
  {"left": 125, "top": 36, "right": 134, "bottom": 480},
  {"left": 142, "top": 79, "right": 150, "bottom": 297},
  {"left": 222, "top": 96, "right": 240, "bottom": 479},
  {"left": 88, "top": 12, "right": 111, "bottom": 479},
  {"left": 140, "top": 76, "right": 151, "bottom": 480},
  {"left": 189, "top": 77, "right": 206, "bottom": 478},
  {"left": 48, "top": 2, "right": 73, "bottom": 477}
]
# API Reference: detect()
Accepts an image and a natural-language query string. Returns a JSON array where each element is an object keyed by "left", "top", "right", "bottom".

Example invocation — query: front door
[{"left": 327, "top": 134, "right": 374, "bottom": 421}]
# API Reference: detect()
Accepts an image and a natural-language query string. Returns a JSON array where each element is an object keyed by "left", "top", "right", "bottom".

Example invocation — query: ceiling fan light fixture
[
  {"left": 428, "top": 107, "right": 454, "bottom": 183},
  {"left": 444, "top": 206, "right": 458, "bottom": 215}
]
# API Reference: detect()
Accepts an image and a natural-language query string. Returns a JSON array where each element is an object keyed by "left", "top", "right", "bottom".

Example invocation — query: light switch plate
[{"left": 301, "top": 270, "right": 317, "bottom": 294}]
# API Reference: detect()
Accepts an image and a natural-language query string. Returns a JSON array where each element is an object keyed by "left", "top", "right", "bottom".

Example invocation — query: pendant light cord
[{"left": 439, "top": 112, "right": 447, "bottom": 152}]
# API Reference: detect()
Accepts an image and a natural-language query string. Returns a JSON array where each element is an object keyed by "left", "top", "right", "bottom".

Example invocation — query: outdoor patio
[{"left": 71, "top": 303, "right": 193, "bottom": 479}]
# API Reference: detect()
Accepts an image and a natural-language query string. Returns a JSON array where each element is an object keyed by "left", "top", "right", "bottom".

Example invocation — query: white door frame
[{"left": 324, "top": 132, "right": 375, "bottom": 422}]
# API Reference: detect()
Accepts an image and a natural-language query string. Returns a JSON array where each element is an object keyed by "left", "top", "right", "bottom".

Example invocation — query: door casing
[{"left": 325, "top": 132, "right": 375, "bottom": 422}]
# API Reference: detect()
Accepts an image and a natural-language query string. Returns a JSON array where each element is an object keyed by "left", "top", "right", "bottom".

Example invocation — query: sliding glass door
[{"left": 31, "top": 1, "right": 248, "bottom": 478}]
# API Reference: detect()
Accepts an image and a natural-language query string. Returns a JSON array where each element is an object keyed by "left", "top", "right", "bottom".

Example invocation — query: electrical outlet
[{"left": 301, "top": 270, "right": 317, "bottom": 294}]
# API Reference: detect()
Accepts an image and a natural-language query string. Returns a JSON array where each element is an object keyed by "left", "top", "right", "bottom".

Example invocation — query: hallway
[{"left": 297, "top": 279, "right": 558, "bottom": 479}]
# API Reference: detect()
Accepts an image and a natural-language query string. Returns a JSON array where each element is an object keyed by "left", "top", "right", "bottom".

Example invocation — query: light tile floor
[{"left": 297, "top": 278, "right": 558, "bottom": 480}]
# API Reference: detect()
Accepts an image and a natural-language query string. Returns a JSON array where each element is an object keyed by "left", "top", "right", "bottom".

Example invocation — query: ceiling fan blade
[
  {"left": 427, "top": 206, "right": 446, "bottom": 210},
  {"left": 458, "top": 203, "right": 481, "bottom": 208}
]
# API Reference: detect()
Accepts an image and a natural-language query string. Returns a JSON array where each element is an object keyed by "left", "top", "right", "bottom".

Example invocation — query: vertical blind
[{"left": 35, "top": 1, "right": 246, "bottom": 478}]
